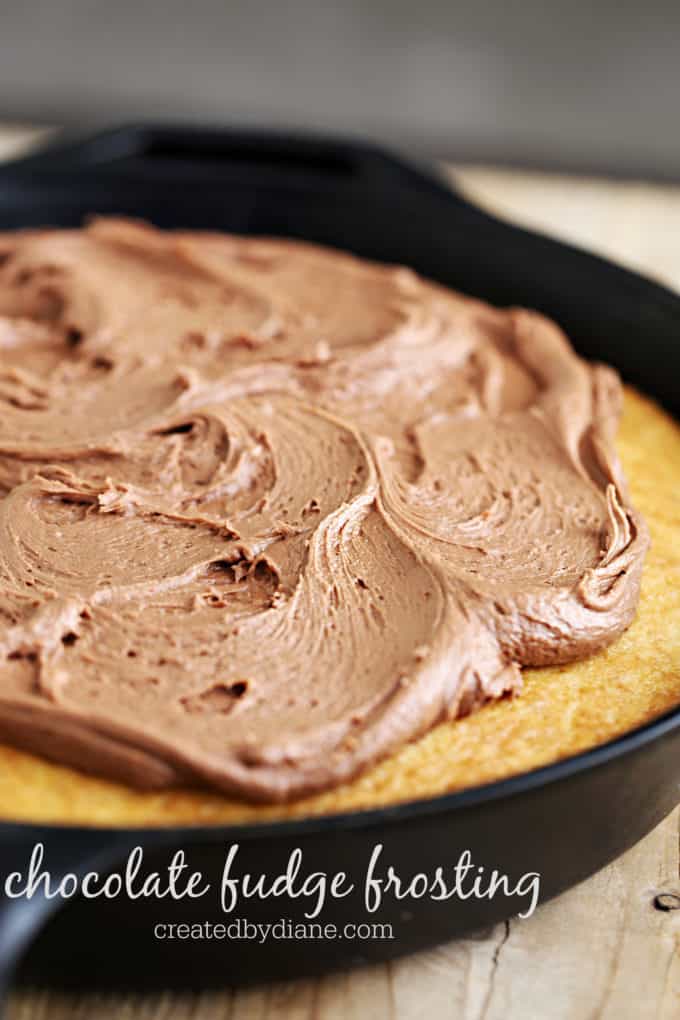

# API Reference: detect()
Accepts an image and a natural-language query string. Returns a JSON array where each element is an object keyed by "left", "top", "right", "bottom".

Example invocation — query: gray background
[{"left": 1, "top": 0, "right": 679, "bottom": 177}]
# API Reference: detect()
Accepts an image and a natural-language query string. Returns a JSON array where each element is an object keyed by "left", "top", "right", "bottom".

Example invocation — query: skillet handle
[
  {"left": 2, "top": 123, "right": 446, "bottom": 193},
  {"left": 0, "top": 832, "right": 126, "bottom": 1015}
]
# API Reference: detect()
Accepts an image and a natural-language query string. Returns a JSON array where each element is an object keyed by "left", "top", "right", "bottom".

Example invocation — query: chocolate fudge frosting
[{"left": 0, "top": 219, "right": 648, "bottom": 801}]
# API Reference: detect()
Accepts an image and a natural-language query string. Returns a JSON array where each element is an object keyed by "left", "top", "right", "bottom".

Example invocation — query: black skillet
[{"left": 0, "top": 125, "right": 679, "bottom": 1012}]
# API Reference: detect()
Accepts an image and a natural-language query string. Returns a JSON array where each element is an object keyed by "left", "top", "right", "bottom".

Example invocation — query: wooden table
[{"left": 2, "top": 126, "right": 680, "bottom": 1020}]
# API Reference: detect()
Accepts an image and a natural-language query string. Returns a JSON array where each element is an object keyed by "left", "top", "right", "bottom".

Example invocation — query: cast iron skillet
[{"left": 0, "top": 125, "right": 679, "bottom": 1011}]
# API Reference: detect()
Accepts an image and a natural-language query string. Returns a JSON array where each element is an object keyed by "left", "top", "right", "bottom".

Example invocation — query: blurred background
[{"left": 1, "top": 0, "right": 680, "bottom": 178}]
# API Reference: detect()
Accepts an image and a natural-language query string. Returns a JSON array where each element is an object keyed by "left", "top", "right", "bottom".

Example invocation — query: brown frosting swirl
[{"left": 0, "top": 219, "right": 648, "bottom": 801}]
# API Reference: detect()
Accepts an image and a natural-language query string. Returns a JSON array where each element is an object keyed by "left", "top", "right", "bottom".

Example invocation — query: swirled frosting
[{"left": 0, "top": 219, "right": 648, "bottom": 801}]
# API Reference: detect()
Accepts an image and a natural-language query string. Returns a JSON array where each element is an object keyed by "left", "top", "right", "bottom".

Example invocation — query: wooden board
[{"left": 3, "top": 130, "right": 680, "bottom": 1019}]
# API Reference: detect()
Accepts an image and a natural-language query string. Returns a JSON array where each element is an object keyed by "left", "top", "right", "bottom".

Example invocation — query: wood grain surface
[{"left": 3, "top": 129, "right": 680, "bottom": 1019}]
